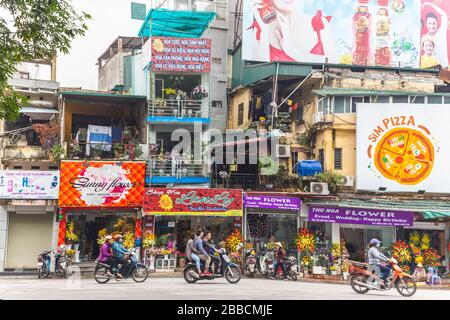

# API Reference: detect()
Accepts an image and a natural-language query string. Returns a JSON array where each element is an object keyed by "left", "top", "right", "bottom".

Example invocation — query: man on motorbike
[
  {"left": 186, "top": 232, "right": 203, "bottom": 276},
  {"left": 273, "top": 242, "right": 287, "bottom": 280},
  {"left": 194, "top": 230, "right": 212, "bottom": 276},
  {"left": 112, "top": 234, "right": 130, "bottom": 278},
  {"left": 368, "top": 238, "right": 392, "bottom": 288},
  {"left": 203, "top": 231, "right": 221, "bottom": 275}
]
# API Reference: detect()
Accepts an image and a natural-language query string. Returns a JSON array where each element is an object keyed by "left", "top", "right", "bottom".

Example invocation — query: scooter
[
  {"left": 94, "top": 248, "right": 149, "bottom": 284},
  {"left": 257, "top": 245, "right": 274, "bottom": 276},
  {"left": 54, "top": 250, "right": 70, "bottom": 279},
  {"left": 244, "top": 249, "right": 257, "bottom": 278},
  {"left": 273, "top": 255, "right": 298, "bottom": 281},
  {"left": 37, "top": 250, "right": 52, "bottom": 279},
  {"left": 183, "top": 247, "right": 242, "bottom": 284},
  {"left": 349, "top": 258, "right": 417, "bottom": 297}
]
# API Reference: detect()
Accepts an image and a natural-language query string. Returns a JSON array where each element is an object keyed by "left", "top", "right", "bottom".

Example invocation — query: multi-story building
[{"left": 0, "top": 59, "right": 60, "bottom": 271}]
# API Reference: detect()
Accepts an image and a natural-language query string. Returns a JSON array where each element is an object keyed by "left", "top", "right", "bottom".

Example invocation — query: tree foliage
[{"left": 0, "top": 0, "right": 91, "bottom": 120}]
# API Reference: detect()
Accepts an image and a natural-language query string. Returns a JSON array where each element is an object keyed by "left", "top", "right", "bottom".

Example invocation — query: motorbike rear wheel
[
  {"left": 132, "top": 264, "right": 149, "bottom": 283},
  {"left": 37, "top": 265, "right": 49, "bottom": 279},
  {"left": 94, "top": 266, "right": 112, "bottom": 284},
  {"left": 183, "top": 266, "right": 198, "bottom": 284},
  {"left": 225, "top": 266, "right": 242, "bottom": 284},
  {"left": 289, "top": 271, "right": 298, "bottom": 281},
  {"left": 396, "top": 277, "right": 417, "bottom": 297},
  {"left": 350, "top": 274, "right": 369, "bottom": 294}
]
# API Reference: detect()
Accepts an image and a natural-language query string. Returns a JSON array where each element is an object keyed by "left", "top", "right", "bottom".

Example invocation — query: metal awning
[
  {"left": 422, "top": 211, "right": 450, "bottom": 220},
  {"left": 20, "top": 106, "right": 58, "bottom": 120},
  {"left": 138, "top": 9, "right": 216, "bottom": 38},
  {"left": 312, "top": 88, "right": 450, "bottom": 97}
]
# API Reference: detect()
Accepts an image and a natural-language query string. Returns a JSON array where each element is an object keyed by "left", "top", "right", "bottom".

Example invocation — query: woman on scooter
[
  {"left": 186, "top": 232, "right": 203, "bottom": 276},
  {"left": 273, "top": 242, "right": 287, "bottom": 280},
  {"left": 97, "top": 235, "right": 120, "bottom": 276},
  {"left": 368, "top": 238, "right": 392, "bottom": 288}
]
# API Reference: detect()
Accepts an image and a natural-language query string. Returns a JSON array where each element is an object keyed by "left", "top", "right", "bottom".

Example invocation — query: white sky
[{"left": 56, "top": 0, "right": 145, "bottom": 90}]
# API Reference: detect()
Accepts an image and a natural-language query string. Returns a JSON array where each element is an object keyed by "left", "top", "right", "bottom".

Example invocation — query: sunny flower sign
[{"left": 143, "top": 188, "right": 243, "bottom": 216}]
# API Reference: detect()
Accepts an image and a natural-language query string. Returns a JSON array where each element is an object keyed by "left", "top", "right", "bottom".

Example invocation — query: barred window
[{"left": 334, "top": 148, "right": 343, "bottom": 170}]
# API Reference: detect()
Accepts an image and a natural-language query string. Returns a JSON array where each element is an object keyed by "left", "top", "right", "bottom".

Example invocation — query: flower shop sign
[
  {"left": 143, "top": 188, "right": 243, "bottom": 216},
  {"left": 244, "top": 195, "right": 301, "bottom": 211},
  {"left": 308, "top": 205, "right": 414, "bottom": 227},
  {"left": 151, "top": 37, "right": 211, "bottom": 73},
  {"left": 58, "top": 161, "right": 145, "bottom": 208},
  {"left": 0, "top": 170, "right": 59, "bottom": 199}
]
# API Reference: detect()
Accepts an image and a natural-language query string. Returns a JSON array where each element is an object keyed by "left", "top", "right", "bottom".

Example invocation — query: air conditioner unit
[
  {"left": 276, "top": 144, "right": 291, "bottom": 158},
  {"left": 339, "top": 175, "right": 354, "bottom": 187},
  {"left": 312, "top": 111, "right": 324, "bottom": 125},
  {"left": 310, "top": 182, "right": 330, "bottom": 195}
]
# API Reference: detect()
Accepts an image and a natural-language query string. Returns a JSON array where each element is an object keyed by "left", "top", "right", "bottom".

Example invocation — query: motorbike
[
  {"left": 349, "top": 258, "right": 417, "bottom": 297},
  {"left": 37, "top": 250, "right": 52, "bottom": 279},
  {"left": 256, "top": 246, "right": 274, "bottom": 277},
  {"left": 54, "top": 250, "right": 71, "bottom": 279},
  {"left": 94, "top": 248, "right": 149, "bottom": 284},
  {"left": 244, "top": 249, "right": 257, "bottom": 278},
  {"left": 272, "top": 255, "right": 298, "bottom": 281},
  {"left": 183, "top": 247, "right": 242, "bottom": 284}
]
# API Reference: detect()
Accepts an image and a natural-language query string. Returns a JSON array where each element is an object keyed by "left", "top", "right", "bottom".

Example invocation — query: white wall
[{"left": 0, "top": 206, "right": 8, "bottom": 272}]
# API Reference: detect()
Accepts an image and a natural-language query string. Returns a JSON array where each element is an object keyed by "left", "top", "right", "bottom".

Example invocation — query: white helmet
[{"left": 104, "top": 235, "right": 112, "bottom": 241}]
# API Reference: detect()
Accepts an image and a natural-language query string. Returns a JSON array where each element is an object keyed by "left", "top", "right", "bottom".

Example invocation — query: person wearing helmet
[
  {"left": 368, "top": 238, "right": 392, "bottom": 288},
  {"left": 112, "top": 234, "right": 130, "bottom": 278},
  {"left": 97, "top": 235, "right": 121, "bottom": 277}
]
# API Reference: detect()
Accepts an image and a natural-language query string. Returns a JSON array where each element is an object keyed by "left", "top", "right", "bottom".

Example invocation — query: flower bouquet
[
  {"left": 295, "top": 228, "right": 316, "bottom": 253},
  {"left": 143, "top": 232, "right": 156, "bottom": 249},
  {"left": 122, "top": 232, "right": 136, "bottom": 249},
  {"left": 392, "top": 240, "right": 412, "bottom": 264},
  {"left": 191, "top": 85, "right": 208, "bottom": 100},
  {"left": 423, "top": 248, "right": 441, "bottom": 267},
  {"left": 97, "top": 228, "right": 108, "bottom": 246},
  {"left": 65, "top": 222, "right": 78, "bottom": 244}
]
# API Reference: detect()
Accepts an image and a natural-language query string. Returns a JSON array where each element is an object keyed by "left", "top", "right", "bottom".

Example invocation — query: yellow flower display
[
  {"left": 65, "top": 222, "right": 78, "bottom": 243},
  {"left": 159, "top": 194, "right": 174, "bottom": 211},
  {"left": 152, "top": 38, "right": 164, "bottom": 52},
  {"left": 143, "top": 232, "right": 156, "bottom": 248},
  {"left": 97, "top": 228, "right": 108, "bottom": 245},
  {"left": 123, "top": 232, "right": 135, "bottom": 249},
  {"left": 226, "top": 229, "right": 244, "bottom": 253},
  {"left": 295, "top": 228, "right": 316, "bottom": 253},
  {"left": 421, "top": 233, "right": 430, "bottom": 250}
]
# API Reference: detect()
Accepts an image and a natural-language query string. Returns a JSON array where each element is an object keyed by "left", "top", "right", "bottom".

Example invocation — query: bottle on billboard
[
  {"left": 7, "top": 179, "right": 13, "bottom": 193},
  {"left": 352, "top": 0, "right": 372, "bottom": 65},
  {"left": 258, "top": 0, "right": 277, "bottom": 24},
  {"left": 375, "top": 0, "right": 392, "bottom": 66}
]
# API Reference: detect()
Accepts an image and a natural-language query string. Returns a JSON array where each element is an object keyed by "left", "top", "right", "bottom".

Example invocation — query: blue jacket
[
  {"left": 112, "top": 241, "right": 128, "bottom": 258},
  {"left": 194, "top": 236, "right": 208, "bottom": 256}
]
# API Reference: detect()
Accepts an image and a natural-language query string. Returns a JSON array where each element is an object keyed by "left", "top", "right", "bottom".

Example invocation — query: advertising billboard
[
  {"left": 144, "top": 188, "right": 243, "bottom": 216},
  {"left": 244, "top": 195, "right": 301, "bottom": 211},
  {"left": 242, "top": 0, "right": 450, "bottom": 69},
  {"left": 356, "top": 103, "right": 450, "bottom": 193},
  {"left": 151, "top": 37, "right": 211, "bottom": 73},
  {"left": 58, "top": 161, "right": 145, "bottom": 208},
  {"left": 0, "top": 170, "right": 59, "bottom": 200}
]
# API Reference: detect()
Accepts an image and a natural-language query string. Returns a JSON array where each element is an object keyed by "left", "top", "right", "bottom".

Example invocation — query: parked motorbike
[
  {"left": 183, "top": 247, "right": 242, "bottom": 284},
  {"left": 257, "top": 245, "right": 274, "bottom": 277},
  {"left": 349, "top": 258, "right": 417, "bottom": 297},
  {"left": 244, "top": 249, "right": 257, "bottom": 278},
  {"left": 274, "top": 255, "right": 298, "bottom": 281},
  {"left": 54, "top": 250, "right": 70, "bottom": 279},
  {"left": 37, "top": 250, "right": 52, "bottom": 279},
  {"left": 94, "top": 248, "right": 149, "bottom": 284}
]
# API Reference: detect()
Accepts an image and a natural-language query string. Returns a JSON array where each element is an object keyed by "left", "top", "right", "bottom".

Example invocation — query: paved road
[{"left": 0, "top": 277, "right": 449, "bottom": 300}]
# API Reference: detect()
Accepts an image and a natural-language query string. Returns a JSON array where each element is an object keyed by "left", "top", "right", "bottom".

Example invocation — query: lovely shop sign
[
  {"left": 143, "top": 188, "right": 243, "bottom": 216},
  {"left": 244, "top": 195, "right": 301, "bottom": 211},
  {"left": 58, "top": 161, "right": 145, "bottom": 208},
  {"left": 308, "top": 205, "right": 414, "bottom": 227}
]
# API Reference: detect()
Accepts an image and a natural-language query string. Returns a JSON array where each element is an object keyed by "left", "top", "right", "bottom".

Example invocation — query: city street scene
[{"left": 1, "top": 0, "right": 450, "bottom": 305}]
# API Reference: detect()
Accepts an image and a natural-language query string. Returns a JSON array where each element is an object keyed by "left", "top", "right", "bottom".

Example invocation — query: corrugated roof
[
  {"left": 313, "top": 88, "right": 450, "bottom": 97},
  {"left": 60, "top": 91, "right": 147, "bottom": 100}
]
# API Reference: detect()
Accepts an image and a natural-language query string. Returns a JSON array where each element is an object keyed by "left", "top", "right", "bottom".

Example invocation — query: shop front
[
  {"left": 143, "top": 188, "right": 243, "bottom": 270},
  {"left": 244, "top": 193, "right": 301, "bottom": 255},
  {"left": 0, "top": 170, "right": 60, "bottom": 270},
  {"left": 57, "top": 161, "right": 145, "bottom": 262},
  {"left": 308, "top": 205, "right": 415, "bottom": 261}
]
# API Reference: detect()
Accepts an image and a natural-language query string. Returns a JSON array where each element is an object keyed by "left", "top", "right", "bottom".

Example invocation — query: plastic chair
[{"left": 428, "top": 267, "right": 442, "bottom": 286}]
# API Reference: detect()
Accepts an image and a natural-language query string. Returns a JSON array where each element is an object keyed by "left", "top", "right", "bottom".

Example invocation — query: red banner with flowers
[
  {"left": 143, "top": 188, "right": 243, "bottom": 216},
  {"left": 58, "top": 161, "right": 145, "bottom": 208},
  {"left": 151, "top": 37, "right": 211, "bottom": 73}
]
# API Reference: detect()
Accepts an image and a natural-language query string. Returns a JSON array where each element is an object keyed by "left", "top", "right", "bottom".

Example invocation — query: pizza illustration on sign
[{"left": 373, "top": 128, "right": 434, "bottom": 185}]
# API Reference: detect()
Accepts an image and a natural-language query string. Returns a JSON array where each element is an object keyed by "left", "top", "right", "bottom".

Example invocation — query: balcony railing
[
  {"left": 147, "top": 157, "right": 208, "bottom": 178},
  {"left": 150, "top": 0, "right": 226, "bottom": 21},
  {"left": 1, "top": 126, "right": 49, "bottom": 160},
  {"left": 148, "top": 99, "right": 211, "bottom": 120},
  {"left": 66, "top": 142, "right": 147, "bottom": 161}
]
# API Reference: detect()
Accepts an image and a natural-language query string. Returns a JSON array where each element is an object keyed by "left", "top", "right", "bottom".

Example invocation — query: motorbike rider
[
  {"left": 186, "top": 232, "right": 203, "bottom": 276},
  {"left": 203, "top": 231, "right": 221, "bottom": 274},
  {"left": 194, "top": 230, "right": 212, "bottom": 276},
  {"left": 97, "top": 235, "right": 121, "bottom": 277},
  {"left": 368, "top": 238, "right": 392, "bottom": 288},
  {"left": 112, "top": 234, "right": 130, "bottom": 278},
  {"left": 273, "top": 242, "right": 287, "bottom": 280}
]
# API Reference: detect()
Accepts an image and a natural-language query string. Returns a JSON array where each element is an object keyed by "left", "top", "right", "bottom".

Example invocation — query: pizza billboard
[
  {"left": 356, "top": 103, "right": 450, "bottom": 193},
  {"left": 242, "top": 0, "right": 450, "bottom": 69}
]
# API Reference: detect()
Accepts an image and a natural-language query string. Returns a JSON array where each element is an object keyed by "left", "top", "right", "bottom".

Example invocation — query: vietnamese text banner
[
  {"left": 308, "top": 205, "right": 414, "bottom": 226},
  {"left": 0, "top": 170, "right": 59, "bottom": 199},
  {"left": 151, "top": 37, "right": 211, "bottom": 73},
  {"left": 244, "top": 195, "right": 301, "bottom": 211},
  {"left": 144, "top": 188, "right": 243, "bottom": 216}
]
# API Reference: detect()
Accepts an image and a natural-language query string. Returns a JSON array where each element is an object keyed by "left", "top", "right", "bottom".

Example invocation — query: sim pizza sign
[{"left": 357, "top": 103, "right": 450, "bottom": 193}]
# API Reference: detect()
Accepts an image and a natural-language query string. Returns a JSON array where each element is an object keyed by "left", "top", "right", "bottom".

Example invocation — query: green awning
[
  {"left": 423, "top": 211, "right": 450, "bottom": 220},
  {"left": 138, "top": 9, "right": 216, "bottom": 38}
]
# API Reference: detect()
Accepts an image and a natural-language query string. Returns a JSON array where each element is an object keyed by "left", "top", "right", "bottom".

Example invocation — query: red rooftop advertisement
[
  {"left": 143, "top": 188, "right": 243, "bottom": 216},
  {"left": 151, "top": 37, "right": 211, "bottom": 73}
]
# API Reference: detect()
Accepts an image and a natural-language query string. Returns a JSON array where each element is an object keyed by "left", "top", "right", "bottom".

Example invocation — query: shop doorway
[
  {"left": 340, "top": 226, "right": 395, "bottom": 262},
  {"left": 67, "top": 211, "right": 137, "bottom": 261}
]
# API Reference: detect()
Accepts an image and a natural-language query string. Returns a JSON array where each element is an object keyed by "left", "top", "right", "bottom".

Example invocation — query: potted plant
[
  {"left": 49, "top": 144, "right": 65, "bottom": 162},
  {"left": 329, "top": 265, "right": 337, "bottom": 276},
  {"left": 65, "top": 222, "right": 78, "bottom": 250},
  {"left": 191, "top": 85, "right": 208, "bottom": 100},
  {"left": 164, "top": 88, "right": 177, "bottom": 100},
  {"left": 69, "top": 143, "right": 82, "bottom": 159},
  {"left": 91, "top": 147, "right": 102, "bottom": 159},
  {"left": 112, "top": 143, "right": 124, "bottom": 159}
]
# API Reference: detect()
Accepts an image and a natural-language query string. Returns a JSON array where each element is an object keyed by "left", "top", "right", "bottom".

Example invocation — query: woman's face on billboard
[{"left": 271, "top": 0, "right": 299, "bottom": 14}]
